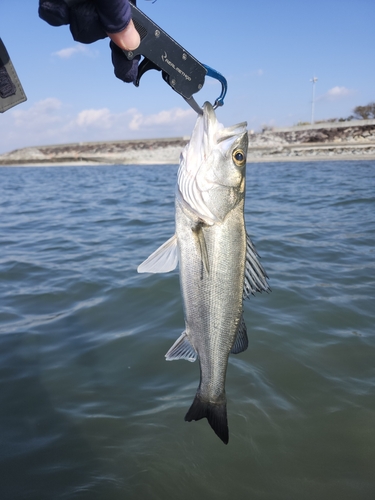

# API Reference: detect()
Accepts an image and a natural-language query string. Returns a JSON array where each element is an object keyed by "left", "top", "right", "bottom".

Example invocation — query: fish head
[{"left": 178, "top": 102, "right": 248, "bottom": 224}]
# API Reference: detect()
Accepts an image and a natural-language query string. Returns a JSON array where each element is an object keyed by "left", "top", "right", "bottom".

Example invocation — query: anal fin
[
  {"left": 165, "top": 331, "right": 197, "bottom": 362},
  {"left": 230, "top": 314, "right": 248, "bottom": 354}
]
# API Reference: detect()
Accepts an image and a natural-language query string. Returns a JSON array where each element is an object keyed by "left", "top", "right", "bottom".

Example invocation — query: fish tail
[{"left": 185, "top": 395, "right": 229, "bottom": 445}]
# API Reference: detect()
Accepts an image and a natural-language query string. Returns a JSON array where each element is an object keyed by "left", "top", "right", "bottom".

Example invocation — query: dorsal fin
[{"left": 243, "top": 233, "right": 271, "bottom": 298}]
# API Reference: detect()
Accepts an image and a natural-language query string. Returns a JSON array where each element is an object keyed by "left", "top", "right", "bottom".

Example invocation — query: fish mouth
[
  {"left": 202, "top": 102, "right": 247, "bottom": 152},
  {"left": 183, "top": 102, "right": 247, "bottom": 165},
  {"left": 202, "top": 101, "right": 216, "bottom": 126},
  {"left": 203, "top": 102, "right": 247, "bottom": 137}
]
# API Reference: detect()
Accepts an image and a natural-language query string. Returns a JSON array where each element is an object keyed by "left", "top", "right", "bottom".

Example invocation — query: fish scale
[{"left": 180, "top": 208, "right": 246, "bottom": 404}]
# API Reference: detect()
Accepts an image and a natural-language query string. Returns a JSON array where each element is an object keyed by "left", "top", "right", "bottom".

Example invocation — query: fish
[{"left": 138, "top": 102, "right": 270, "bottom": 444}]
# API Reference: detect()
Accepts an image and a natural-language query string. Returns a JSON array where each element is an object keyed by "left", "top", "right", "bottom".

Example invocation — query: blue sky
[{"left": 0, "top": 0, "right": 374, "bottom": 154}]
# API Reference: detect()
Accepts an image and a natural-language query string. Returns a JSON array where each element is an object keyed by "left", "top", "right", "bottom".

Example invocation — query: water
[{"left": 0, "top": 161, "right": 374, "bottom": 500}]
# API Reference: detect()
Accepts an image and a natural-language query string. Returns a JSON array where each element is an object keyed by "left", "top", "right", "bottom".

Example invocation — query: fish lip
[
  {"left": 202, "top": 101, "right": 216, "bottom": 122},
  {"left": 202, "top": 102, "right": 217, "bottom": 148}
]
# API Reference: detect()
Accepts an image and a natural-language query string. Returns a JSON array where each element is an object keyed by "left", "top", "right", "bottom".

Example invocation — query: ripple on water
[{"left": 0, "top": 162, "right": 374, "bottom": 500}]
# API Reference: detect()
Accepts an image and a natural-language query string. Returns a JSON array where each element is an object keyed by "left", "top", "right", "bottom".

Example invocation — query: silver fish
[{"left": 138, "top": 102, "right": 270, "bottom": 444}]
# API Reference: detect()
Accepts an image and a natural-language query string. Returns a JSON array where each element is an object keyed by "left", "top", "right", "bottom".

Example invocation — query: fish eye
[{"left": 232, "top": 149, "right": 246, "bottom": 167}]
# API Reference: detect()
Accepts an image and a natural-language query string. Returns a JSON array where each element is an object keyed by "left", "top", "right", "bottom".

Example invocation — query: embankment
[
  {"left": 248, "top": 118, "right": 375, "bottom": 162},
  {"left": 1, "top": 119, "right": 375, "bottom": 166}
]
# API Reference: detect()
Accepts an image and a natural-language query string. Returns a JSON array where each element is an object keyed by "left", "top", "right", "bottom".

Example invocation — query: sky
[{"left": 0, "top": 0, "right": 374, "bottom": 154}]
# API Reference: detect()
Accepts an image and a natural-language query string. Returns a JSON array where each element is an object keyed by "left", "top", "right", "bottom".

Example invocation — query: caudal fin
[{"left": 185, "top": 395, "right": 229, "bottom": 444}]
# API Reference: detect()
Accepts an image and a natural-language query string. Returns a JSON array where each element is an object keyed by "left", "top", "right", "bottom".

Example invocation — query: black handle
[{"left": 124, "top": 4, "right": 207, "bottom": 100}]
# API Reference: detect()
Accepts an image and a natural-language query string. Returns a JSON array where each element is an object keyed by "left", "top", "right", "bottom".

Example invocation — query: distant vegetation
[
  {"left": 350, "top": 102, "right": 375, "bottom": 120},
  {"left": 296, "top": 101, "right": 375, "bottom": 126}
]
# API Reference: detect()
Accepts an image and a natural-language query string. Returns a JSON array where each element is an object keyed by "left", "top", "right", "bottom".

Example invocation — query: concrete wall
[{"left": 251, "top": 120, "right": 375, "bottom": 145}]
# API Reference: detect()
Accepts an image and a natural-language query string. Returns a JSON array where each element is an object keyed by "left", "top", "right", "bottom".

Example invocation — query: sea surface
[{"left": 0, "top": 160, "right": 374, "bottom": 500}]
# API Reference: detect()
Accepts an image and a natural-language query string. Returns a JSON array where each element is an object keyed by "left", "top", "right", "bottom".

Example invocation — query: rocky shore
[
  {"left": 247, "top": 118, "right": 375, "bottom": 162},
  {"left": 1, "top": 119, "right": 375, "bottom": 166}
]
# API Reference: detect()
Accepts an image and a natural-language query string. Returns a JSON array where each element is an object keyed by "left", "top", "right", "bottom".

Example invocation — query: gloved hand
[{"left": 39, "top": 0, "right": 141, "bottom": 83}]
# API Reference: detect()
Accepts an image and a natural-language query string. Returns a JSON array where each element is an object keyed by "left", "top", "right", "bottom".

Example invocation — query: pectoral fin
[
  {"left": 165, "top": 331, "right": 198, "bottom": 362},
  {"left": 192, "top": 224, "right": 209, "bottom": 273},
  {"left": 137, "top": 235, "right": 178, "bottom": 273},
  {"left": 231, "top": 314, "right": 248, "bottom": 354}
]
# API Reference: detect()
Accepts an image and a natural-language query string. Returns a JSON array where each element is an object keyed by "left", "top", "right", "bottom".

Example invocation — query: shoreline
[
  {"left": 3, "top": 152, "right": 375, "bottom": 168},
  {"left": 1, "top": 120, "right": 375, "bottom": 166}
]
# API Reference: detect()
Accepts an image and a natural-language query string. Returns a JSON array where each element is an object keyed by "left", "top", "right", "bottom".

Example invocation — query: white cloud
[
  {"left": 65, "top": 106, "right": 195, "bottom": 135},
  {"left": 318, "top": 86, "right": 354, "bottom": 101},
  {"left": 52, "top": 44, "right": 96, "bottom": 59},
  {"left": 129, "top": 108, "right": 195, "bottom": 131},
  {"left": 75, "top": 108, "right": 113, "bottom": 129},
  {"left": 0, "top": 99, "right": 197, "bottom": 154},
  {"left": 12, "top": 98, "right": 63, "bottom": 128}
]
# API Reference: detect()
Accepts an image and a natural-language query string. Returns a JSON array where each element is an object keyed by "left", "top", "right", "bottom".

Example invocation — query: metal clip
[
  {"left": 183, "top": 65, "right": 227, "bottom": 115},
  {"left": 203, "top": 65, "right": 227, "bottom": 109}
]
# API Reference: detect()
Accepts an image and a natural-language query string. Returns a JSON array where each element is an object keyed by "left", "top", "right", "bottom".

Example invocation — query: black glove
[{"left": 39, "top": 0, "right": 140, "bottom": 83}]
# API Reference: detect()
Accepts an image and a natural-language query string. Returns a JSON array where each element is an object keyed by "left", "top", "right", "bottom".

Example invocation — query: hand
[{"left": 39, "top": 0, "right": 141, "bottom": 83}]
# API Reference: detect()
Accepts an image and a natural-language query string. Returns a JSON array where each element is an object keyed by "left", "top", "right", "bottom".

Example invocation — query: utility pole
[{"left": 310, "top": 76, "right": 318, "bottom": 124}]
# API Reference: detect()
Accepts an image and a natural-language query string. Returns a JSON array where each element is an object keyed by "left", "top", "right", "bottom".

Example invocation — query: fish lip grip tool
[{"left": 124, "top": 3, "right": 227, "bottom": 114}]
